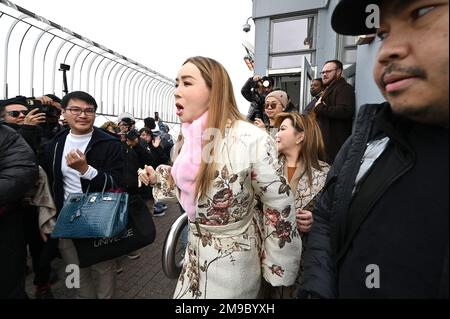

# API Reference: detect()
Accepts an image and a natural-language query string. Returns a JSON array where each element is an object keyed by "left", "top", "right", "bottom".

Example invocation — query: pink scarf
[{"left": 171, "top": 111, "right": 208, "bottom": 221}]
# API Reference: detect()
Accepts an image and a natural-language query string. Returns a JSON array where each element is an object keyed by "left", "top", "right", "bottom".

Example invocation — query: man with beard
[
  {"left": 313, "top": 60, "right": 355, "bottom": 164},
  {"left": 300, "top": 0, "right": 448, "bottom": 298}
]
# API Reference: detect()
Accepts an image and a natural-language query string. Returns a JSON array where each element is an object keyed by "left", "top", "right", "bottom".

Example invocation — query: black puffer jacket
[
  {"left": 0, "top": 122, "right": 38, "bottom": 298},
  {"left": 300, "top": 103, "right": 449, "bottom": 298},
  {"left": 0, "top": 123, "right": 38, "bottom": 207},
  {"left": 3, "top": 122, "right": 41, "bottom": 154}
]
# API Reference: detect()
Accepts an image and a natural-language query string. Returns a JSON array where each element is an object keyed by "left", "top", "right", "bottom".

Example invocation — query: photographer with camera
[
  {"left": 241, "top": 74, "right": 274, "bottom": 125},
  {"left": 0, "top": 95, "right": 63, "bottom": 299},
  {"left": 0, "top": 96, "right": 46, "bottom": 153}
]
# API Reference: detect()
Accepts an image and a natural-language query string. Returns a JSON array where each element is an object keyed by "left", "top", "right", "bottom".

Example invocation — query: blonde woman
[
  {"left": 100, "top": 120, "right": 119, "bottom": 134},
  {"left": 139, "top": 56, "right": 301, "bottom": 299},
  {"left": 273, "top": 112, "right": 329, "bottom": 298}
]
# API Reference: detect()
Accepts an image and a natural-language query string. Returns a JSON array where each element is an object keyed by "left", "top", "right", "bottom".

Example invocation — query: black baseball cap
[
  {"left": 331, "top": 0, "right": 381, "bottom": 36},
  {"left": 0, "top": 96, "right": 28, "bottom": 109}
]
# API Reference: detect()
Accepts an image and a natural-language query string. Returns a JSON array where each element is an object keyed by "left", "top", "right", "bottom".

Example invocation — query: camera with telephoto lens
[
  {"left": 26, "top": 98, "right": 61, "bottom": 118},
  {"left": 253, "top": 76, "right": 273, "bottom": 91}
]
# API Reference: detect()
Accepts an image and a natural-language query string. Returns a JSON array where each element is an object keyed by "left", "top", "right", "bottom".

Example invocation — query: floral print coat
[
  {"left": 152, "top": 120, "right": 302, "bottom": 299},
  {"left": 271, "top": 157, "right": 329, "bottom": 298}
]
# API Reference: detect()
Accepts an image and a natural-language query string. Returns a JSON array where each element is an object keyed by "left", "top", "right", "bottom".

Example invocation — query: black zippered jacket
[
  {"left": 300, "top": 103, "right": 449, "bottom": 298},
  {"left": 43, "top": 127, "right": 124, "bottom": 214}
]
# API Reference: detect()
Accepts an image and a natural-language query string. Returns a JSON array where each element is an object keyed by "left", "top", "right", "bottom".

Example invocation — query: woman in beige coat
[{"left": 139, "top": 56, "right": 301, "bottom": 299}]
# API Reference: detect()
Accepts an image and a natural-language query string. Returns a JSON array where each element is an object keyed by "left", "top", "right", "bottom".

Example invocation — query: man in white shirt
[{"left": 43, "top": 91, "right": 123, "bottom": 299}]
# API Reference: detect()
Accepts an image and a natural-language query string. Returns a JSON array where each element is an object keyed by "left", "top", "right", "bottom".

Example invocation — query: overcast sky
[{"left": 11, "top": 0, "right": 255, "bottom": 119}]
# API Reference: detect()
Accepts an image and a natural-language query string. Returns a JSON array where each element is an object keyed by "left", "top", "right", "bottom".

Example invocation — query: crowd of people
[{"left": 1, "top": 0, "right": 448, "bottom": 299}]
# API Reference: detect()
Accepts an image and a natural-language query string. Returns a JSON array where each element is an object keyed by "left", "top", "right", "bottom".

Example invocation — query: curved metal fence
[{"left": 0, "top": 0, "right": 178, "bottom": 126}]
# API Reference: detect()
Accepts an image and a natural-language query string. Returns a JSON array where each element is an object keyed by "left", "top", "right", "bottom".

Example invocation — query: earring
[{"left": 296, "top": 141, "right": 300, "bottom": 144}]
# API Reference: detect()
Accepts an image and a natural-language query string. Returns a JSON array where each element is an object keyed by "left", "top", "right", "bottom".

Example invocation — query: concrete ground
[{"left": 25, "top": 199, "right": 181, "bottom": 299}]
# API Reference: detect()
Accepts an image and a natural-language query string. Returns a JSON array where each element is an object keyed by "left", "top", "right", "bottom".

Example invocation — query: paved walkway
[{"left": 25, "top": 200, "right": 180, "bottom": 299}]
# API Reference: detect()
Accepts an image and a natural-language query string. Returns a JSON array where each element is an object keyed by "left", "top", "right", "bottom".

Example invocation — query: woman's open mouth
[{"left": 175, "top": 103, "right": 184, "bottom": 116}]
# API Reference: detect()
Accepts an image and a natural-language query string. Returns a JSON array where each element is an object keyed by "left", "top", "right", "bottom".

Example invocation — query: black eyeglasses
[
  {"left": 6, "top": 110, "right": 28, "bottom": 117},
  {"left": 65, "top": 107, "right": 96, "bottom": 116},
  {"left": 321, "top": 69, "right": 338, "bottom": 75}
]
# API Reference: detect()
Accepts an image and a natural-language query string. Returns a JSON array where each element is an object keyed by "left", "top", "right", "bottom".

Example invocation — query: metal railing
[
  {"left": 0, "top": 0, "right": 179, "bottom": 124},
  {"left": 161, "top": 213, "right": 188, "bottom": 279}
]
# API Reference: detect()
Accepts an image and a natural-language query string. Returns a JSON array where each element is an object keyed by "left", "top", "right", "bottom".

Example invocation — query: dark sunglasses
[
  {"left": 6, "top": 110, "right": 28, "bottom": 117},
  {"left": 265, "top": 102, "right": 280, "bottom": 110}
]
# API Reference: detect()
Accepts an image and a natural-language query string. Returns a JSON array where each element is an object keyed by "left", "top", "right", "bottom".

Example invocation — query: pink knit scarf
[{"left": 171, "top": 111, "right": 208, "bottom": 221}]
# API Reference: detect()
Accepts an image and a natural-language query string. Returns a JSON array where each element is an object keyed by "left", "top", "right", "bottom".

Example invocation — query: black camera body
[
  {"left": 252, "top": 76, "right": 273, "bottom": 91},
  {"left": 26, "top": 99, "right": 61, "bottom": 118}
]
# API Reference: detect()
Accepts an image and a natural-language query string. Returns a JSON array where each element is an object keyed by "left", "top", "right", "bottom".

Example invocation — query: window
[
  {"left": 338, "top": 35, "right": 358, "bottom": 65},
  {"left": 269, "top": 15, "right": 316, "bottom": 70}
]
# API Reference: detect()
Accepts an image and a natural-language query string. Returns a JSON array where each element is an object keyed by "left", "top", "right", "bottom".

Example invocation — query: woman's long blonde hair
[
  {"left": 274, "top": 112, "right": 327, "bottom": 186},
  {"left": 182, "top": 56, "right": 244, "bottom": 199}
]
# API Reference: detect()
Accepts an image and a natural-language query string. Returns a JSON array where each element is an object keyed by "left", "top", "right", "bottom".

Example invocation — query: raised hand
[
  {"left": 66, "top": 149, "right": 89, "bottom": 174},
  {"left": 24, "top": 108, "right": 46, "bottom": 126},
  {"left": 138, "top": 164, "right": 157, "bottom": 186}
]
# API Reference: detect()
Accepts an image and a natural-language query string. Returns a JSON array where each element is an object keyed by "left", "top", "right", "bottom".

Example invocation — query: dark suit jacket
[{"left": 314, "top": 77, "right": 355, "bottom": 164}]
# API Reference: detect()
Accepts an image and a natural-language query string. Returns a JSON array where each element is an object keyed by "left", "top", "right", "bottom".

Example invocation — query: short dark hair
[
  {"left": 61, "top": 91, "right": 98, "bottom": 110},
  {"left": 324, "top": 59, "right": 343, "bottom": 70},
  {"left": 144, "top": 117, "right": 156, "bottom": 129},
  {"left": 313, "top": 78, "right": 324, "bottom": 85},
  {"left": 139, "top": 127, "right": 152, "bottom": 135}
]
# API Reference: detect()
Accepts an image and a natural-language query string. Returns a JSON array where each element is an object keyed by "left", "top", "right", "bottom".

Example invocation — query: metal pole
[
  {"left": 105, "top": 60, "right": 121, "bottom": 115},
  {"left": 30, "top": 26, "right": 56, "bottom": 96},
  {"left": 78, "top": 50, "right": 95, "bottom": 92},
  {"left": 18, "top": 25, "right": 32, "bottom": 94},
  {"left": 140, "top": 77, "right": 155, "bottom": 119},
  {"left": 146, "top": 78, "right": 160, "bottom": 119},
  {"left": 134, "top": 74, "right": 148, "bottom": 119},
  {"left": 86, "top": 53, "right": 104, "bottom": 92},
  {"left": 69, "top": 45, "right": 92, "bottom": 91},
  {"left": 51, "top": 36, "right": 75, "bottom": 94},
  {"left": 153, "top": 81, "right": 166, "bottom": 119},
  {"left": 41, "top": 34, "right": 56, "bottom": 95},
  {"left": 119, "top": 68, "right": 135, "bottom": 114},
  {"left": 112, "top": 64, "right": 129, "bottom": 115},
  {"left": 127, "top": 70, "right": 143, "bottom": 116},
  {"left": 97, "top": 57, "right": 118, "bottom": 114},
  {"left": 3, "top": 14, "right": 28, "bottom": 98}
]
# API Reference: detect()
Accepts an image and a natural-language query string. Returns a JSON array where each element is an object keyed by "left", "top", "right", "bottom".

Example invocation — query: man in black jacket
[
  {"left": 0, "top": 96, "right": 46, "bottom": 153},
  {"left": 313, "top": 60, "right": 355, "bottom": 164},
  {"left": 300, "top": 0, "right": 448, "bottom": 298},
  {"left": 43, "top": 91, "right": 123, "bottom": 298},
  {"left": 0, "top": 122, "right": 38, "bottom": 298},
  {"left": 1, "top": 95, "right": 62, "bottom": 298}
]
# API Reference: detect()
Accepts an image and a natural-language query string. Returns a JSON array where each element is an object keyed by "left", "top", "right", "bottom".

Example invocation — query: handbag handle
[
  {"left": 101, "top": 173, "right": 116, "bottom": 197},
  {"left": 83, "top": 173, "right": 115, "bottom": 198}
]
